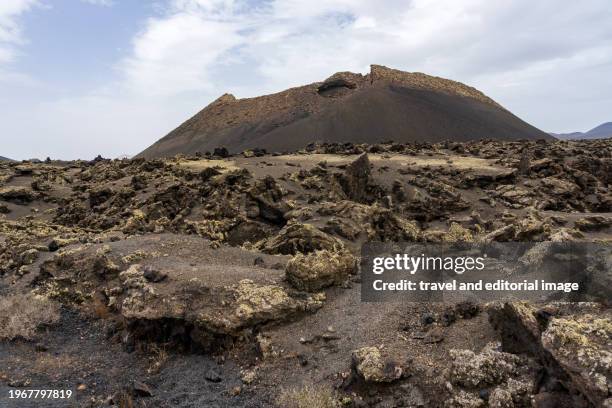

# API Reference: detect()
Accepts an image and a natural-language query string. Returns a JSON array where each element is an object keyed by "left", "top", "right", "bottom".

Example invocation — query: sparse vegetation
[
  {"left": 117, "top": 391, "right": 134, "bottom": 408},
  {"left": 276, "top": 384, "right": 339, "bottom": 408},
  {"left": 146, "top": 343, "right": 169, "bottom": 374},
  {"left": 0, "top": 137, "right": 610, "bottom": 407},
  {"left": 0, "top": 293, "right": 60, "bottom": 341}
]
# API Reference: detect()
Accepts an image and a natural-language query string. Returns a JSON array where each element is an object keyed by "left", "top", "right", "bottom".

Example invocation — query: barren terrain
[{"left": 0, "top": 138, "right": 610, "bottom": 407}]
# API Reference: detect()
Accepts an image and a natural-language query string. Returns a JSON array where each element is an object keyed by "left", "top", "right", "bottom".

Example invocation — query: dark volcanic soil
[
  {"left": 0, "top": 309, "right": 262, "bottom": 408},
  {"left": 0, "top": 138, "right": 610, "bottom": 407},
  {"left": 138, "top": 65, "right": 551, "bottom": 158}
]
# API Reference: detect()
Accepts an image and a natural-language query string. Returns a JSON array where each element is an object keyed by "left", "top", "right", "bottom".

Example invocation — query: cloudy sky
[{"left": 1, "top": 0, "right": 611, "bottom": 160}]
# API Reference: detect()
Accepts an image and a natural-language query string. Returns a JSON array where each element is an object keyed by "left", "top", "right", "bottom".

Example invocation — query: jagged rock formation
[
  {"left": 1, "top": 138, "right": 609, "bottom": 407},
  {"left": 487, "top": 302, "right": 611, "bottom": 407},
  {"left": 139, "top": 65, "right": 551, "bottom": 158}
]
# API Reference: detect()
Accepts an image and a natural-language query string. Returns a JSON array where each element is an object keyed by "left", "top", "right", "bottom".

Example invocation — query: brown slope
[{"left": 139, "top": 65, "right": 551, "bottom": 158}]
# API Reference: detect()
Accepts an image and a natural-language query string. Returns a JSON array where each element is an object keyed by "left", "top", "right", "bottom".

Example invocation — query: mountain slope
[
  {"left": 585, "top": 122, "right": 612, "bottom": 138},
  {"left": 139, "top": 65, "right": 551, "bottom": 158},
  {"left": 552, "top": 122, "right": 612, "bottom": 140}
]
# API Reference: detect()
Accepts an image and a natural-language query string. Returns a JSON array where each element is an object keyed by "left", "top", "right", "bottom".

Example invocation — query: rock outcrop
[
  {"left": 285, "top": 249, "right": 357, "bottom": 291},
  {"left": 340, "top": 153, "right": 371, "bottom": 202},
  {"left": 259, "top": 223, "right": 344, "bottom": 255},
  {"left": 352, "top": 346, "right": 405, "bottom": 383},
  {"left": 488, "top": 302, "right": 611, "bottom": 407}
]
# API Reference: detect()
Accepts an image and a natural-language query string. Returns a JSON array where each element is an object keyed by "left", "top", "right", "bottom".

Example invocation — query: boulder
[
  {"left": 323, "top": 217, "right": 362, "bottom": 240},
  {"left": 541, "top": 177, "right": 580, "bottom": 196},
  {"left": 518, "top": 153, "right": 531, "bottom": 175},
  {"left": 0, "top": 186, "right": 34, "bottom": 204},
  {"left": 89, "top": 187, "right": 113, "bottom": 208},
  {"left": 321, "top": 201, "right": 419, "bottom": 242},
  {"left": 448, "top": 346, "right": 521, "bottom": 387},
  {"left": 443, "top": 223, "right": 474, "bottom": 242},
  {"left": 459, "top": 167, "right": 516, "bottom": 188},
  {"left": 575, "top": 216, "right": 611, "bottom": 232},
  {"left": 488, "top": 302, "right": 611, "bottom": 407},
  {"left": 487, "top": 302, "right": 542, "bottom": 355},
  {"left": 259, "top": 223, "right": 343, "bottom": 255},
  {"left": 226, "top": 220, "right": 273, "bottom": 246},
  {"left": 444, "top": 391, "right": 484, "bottom": 408},
  {"left": 213, "top": 147, "right": 230, "bottom": 158},
  {"left": 247, "top": 176, "right": 291, "bottom": 225},
  {"left": 121, "top": 276, "right": 326, "bottom": 336},
  {"left": 515, "top": 215, "right": 551, "bottom": 241},
  {"left": 541, "top": 315, "right": 612, "bottom": 406},
  {"left": 131, "top": 175, "right": 147, "bottom": 190},
  {"left": 351, "top": 346, "right": 404, "bottom": 383},
  {"left": 528, "top": 158, "right": 554, "bottom": 173},
  {"left": 285, "top": 249, "right": 357, "bottom": 291},
  {"left": 148, "top": 183, "right": 196, "bottom": 220},
  {"left": 341, "top": 153, "right": 371, "bottom": 202},
  {"left": 497, "top": 186, "right": 533, "bottom": 208}
]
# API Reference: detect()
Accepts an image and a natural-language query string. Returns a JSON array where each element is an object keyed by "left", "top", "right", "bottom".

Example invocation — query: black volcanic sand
[
  {"left": 0, "top": 138, "right": 610, "bottom": 407},
  {"left": 0, "top": 310, "right": 264, "bottom": 408},
  {"left": 139, "top": 65, "right": 550, "bottom": 158}
]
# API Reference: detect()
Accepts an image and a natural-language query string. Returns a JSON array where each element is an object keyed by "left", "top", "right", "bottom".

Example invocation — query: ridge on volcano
[{"left": 139, "top": 65, "right": 551, "bottom": 158}]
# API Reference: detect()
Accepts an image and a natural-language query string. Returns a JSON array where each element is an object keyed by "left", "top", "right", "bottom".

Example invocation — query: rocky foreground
[{"left": 0, "top": 139, "right": 610, "bottom": 407}]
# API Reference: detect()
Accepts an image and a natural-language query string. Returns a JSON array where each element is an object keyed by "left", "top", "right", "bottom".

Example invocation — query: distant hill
[
  {"left": 585, "top": 122, "right": 612, "bottom": 138},
  {"left": 138, "top": 64, "right": 551, "bottom": 158},
  {"left": 0, "top": 156, "right": 13, "bottom": 161},
  {"left": 552, "top": 122, "right": 612, "bottom": 140}
]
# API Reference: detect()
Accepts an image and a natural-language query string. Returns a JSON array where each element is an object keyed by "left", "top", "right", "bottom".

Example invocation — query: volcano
[{"left": 139, "top": 65, "right": 551, "bottom": 158}]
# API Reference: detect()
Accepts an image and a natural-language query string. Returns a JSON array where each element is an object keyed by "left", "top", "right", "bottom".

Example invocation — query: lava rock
[
  {"left": 260, "top": 223, "right": 343, "bottom": 255},
  {"left": 205, "top": 368, "right": 222, "bottom": 383},
  {"left": 0, "top": 186, "right": 34, "bottom": 204},
  {"left": 340, "top": 153, "right": 371, "bottom": 202},
  {"left": 285, "top": 249, "right": 357, "bottom": 291},
  {"left": 143, "top": 266, "right": 167, "bottom": 283},
  {"left": 213, "top": 147, "right": 230, "bottom": 158},
  {"left": 132, "top": 381, "right": 153, "bottom": 397},
  {"left": 352, "top": 346, "right": 404, "bottom": 383},
  {"left": 421, "top": 312, "right": 435, "bottom": 326}
]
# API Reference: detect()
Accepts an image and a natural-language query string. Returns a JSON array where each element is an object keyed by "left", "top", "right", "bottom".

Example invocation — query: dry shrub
[
  {"left": 277, "top": 384, "right": 338, "bottom": 408},
  {"left": 90, "top": 294, "right": 110, "bottom": 319},
  {"left": 34, "top": 354, "right": 79, "bottom": 372},
  {"left": 0, "top": 293, "right": 60, "bottom": 340},
  {"left": 146, "top": 343, "right": 169, "bottom": 374},
  {"left": 117, "top": 392, "right": 134, "bottom": 408}
]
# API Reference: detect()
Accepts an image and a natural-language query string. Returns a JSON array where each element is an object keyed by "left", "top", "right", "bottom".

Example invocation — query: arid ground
[{"left": 0, "top": 139, "right": 610, "bottom": 407}]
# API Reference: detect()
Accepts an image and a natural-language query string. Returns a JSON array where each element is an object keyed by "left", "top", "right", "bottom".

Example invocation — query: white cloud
[
  {"left": 80, "top": 0, "right": 114, "bottom": 6},
  {"left": 115, "top": 0, "right": 612, "bottom": 102},
  {"left": 0, "top": 0, "right": 38, "bottom": 68},
  {"left": 120, "top": 12, "right": 242, "bottom": 95},
  {"left": 2, "top": 0, "right": 612, "bottom": 159}
]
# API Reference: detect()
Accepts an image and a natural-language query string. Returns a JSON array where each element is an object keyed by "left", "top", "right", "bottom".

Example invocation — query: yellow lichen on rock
[{"left": 285, "top": 249, "right": 357, "bottom": 291}]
